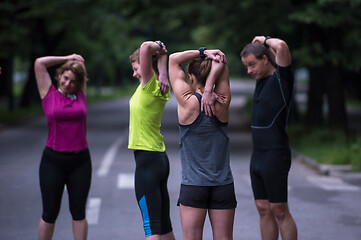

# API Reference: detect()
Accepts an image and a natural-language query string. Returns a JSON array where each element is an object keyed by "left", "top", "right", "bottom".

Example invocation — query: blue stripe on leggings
[{"left": 139, "top": 196, "right": 152, "bottom": 237}]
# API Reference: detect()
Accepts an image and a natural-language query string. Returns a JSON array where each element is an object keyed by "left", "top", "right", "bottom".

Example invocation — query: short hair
[
  {"left": 241, "top": 43, "right": 276, "bottom": 67},
  {"left": 56, "top": 60, "right": 87, "bottom": 93},
  {"left": 129, "top": 48, "right": 140, "bottom": 64},
  {"left": 186, "top": 58, "right": 212, "bottom": 87},
  {"left": 129, "top": 48, "right": 159, "bottom": 76}
]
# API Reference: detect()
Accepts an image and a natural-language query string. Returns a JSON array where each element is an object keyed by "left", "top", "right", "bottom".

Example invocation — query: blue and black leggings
[{"left": 134, "top": 150, "right": 173, "bottom": 237}]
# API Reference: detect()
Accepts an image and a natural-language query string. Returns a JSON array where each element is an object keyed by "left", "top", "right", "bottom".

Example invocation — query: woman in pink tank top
[{"left": 34, "top": 54, "right": 91, "bottom": 240}]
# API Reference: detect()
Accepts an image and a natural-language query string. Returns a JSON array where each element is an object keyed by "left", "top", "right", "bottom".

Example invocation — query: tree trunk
[
  {"left": 305, "top": 66, "right": 348, "bottom": 131},
  {"left": 19, "top": 18, "right": 48, "bottom": 108},
  {"left": 305, "top": 66, "right": 325, "bottom": 127},
  {"left": 0, "top": 57, "right": 14, "bottom": 111},
  {"left": 19, "top": 55, "right": 39, "bottom": 107},
  {"left": 324, "top": 67, "right": 348, "bottom": 131}
]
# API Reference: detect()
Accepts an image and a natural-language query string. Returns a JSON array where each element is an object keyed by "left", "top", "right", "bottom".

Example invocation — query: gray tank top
[{"left": 179, "top": 93, "right": 234, "bottom": 186}]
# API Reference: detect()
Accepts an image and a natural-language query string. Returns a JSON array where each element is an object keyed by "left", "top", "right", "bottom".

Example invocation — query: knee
[
  {"left": 270, "top": 203, "right": 289, "bottom": 221},
  {"left": 42, "top": 205, "right": 61, "bottom": 224},
  {"left": 42, "top": 213, "right": 58, "bottom": 224},
  {"left": 70, "top": 204, "right": 86, "bottom": 221},
  {"left": 255, "top": 200, "right": 272, "bottom": 217}
]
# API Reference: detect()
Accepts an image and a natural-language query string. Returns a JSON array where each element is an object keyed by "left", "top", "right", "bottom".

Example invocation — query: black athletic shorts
[
  {"left": 250, "top": 148, "right": 291, "bottom": 203},
  {"left": 178, "top": 183, "right": 237, "bottom": 209}
]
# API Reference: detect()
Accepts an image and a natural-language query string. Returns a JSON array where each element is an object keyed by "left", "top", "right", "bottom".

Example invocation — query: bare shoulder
[{"left": 178, "top": 94, "right": 200, "bottom": 125}]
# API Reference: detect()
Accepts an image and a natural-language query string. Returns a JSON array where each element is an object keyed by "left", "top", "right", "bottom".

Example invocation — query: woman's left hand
[
  {"left": 158, "top": 74, "right": 170, "bottom": 95},
  {"left": 204, "top": 50, "right": 227, "bottom": 63},
  {"left": 201, "top": 90, "right": 224, "bottom": 116}
]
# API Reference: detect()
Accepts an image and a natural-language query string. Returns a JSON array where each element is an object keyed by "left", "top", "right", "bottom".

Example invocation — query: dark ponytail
[{"left": 186, "top": 58, "right": 212, "bottom": 87}]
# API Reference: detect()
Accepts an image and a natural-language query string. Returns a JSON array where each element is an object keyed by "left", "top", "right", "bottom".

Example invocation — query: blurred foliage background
[{"left": 1, "top": 0, "right": 361, "bottom": 134}]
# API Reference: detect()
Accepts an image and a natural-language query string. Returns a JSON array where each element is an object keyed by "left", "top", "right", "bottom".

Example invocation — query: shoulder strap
[
  {"left": 179, "top": 93, "right": 203, "bottom": 147},
  {"left": 193, "top": 92, "right": 202, "bottom": 109}
]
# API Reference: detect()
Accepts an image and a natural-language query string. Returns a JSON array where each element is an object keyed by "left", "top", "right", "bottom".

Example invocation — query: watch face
[{"left": 199, "top": 47, "right": 207, "bottom": 59}]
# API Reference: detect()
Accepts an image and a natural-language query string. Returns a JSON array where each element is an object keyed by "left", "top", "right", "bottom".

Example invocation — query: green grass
[
  {"left": 288, "top": 125, "right": 361, "bottom": 172},
  {"left": 0, "top": 104, "right": 43, "bottom": 125}
]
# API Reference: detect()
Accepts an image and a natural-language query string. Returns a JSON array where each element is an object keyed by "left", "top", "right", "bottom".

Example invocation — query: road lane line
[
  {"left": 86, "top": 198, "right": 102, "bottom": 225},
  {"left": 117, "top": 173, "right": 134, "bottom": 189},
  {"left": 97, "top": 134, "right": 125, "bottom": 177},
  {"left": 307, "top": 176, "right": 360, "bottom": 191}
]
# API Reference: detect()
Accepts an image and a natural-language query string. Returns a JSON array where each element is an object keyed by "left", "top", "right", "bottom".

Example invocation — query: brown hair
[
  {"left": 241, "top": 43, "right": 276, "bottom": 67},
  {"left": 129, "top": 48, "right": 159, "bottom": 76},
  {"left": 129, "top": 49, "right": 140, "bottom": 64},
  {"left": 56, "top": 60, "right": 87, "bottom": 93},
  {"left": 186, "top": 58, "right": 212, "bottom": 87}
]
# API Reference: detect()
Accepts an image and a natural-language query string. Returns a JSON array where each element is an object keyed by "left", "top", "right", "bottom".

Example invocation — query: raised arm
[
  {"left": 168, "top": 50, "right": 199, "bottom": 107},
  {"left": 157, "top": 53, "right": 169, "bottom": 94},
  {"left": 201, "top": 58, "right": 230, "bottom": 120},
  {"left": 139, "top": 41, "right": 167, "bottom": 87},
  {"left": 34, "top": 54, "right": 85, "bottom": 99},
  {"left": 252, "top": 36, "right": 291, "bottom": 67},
  {"left": 200, "top": 50, "right": 228, "bottom": 116},
  {"left": 212, "top": 61, "right": 231, "bottom": 122},
  {"left": 169, "top": 49, "right": 226, "bottom": 107}
]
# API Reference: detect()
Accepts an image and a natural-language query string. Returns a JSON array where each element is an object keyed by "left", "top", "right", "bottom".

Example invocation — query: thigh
[
  {"left": 39, "top": 149, "right": 66, "bottom": 196},
  {"left": 39, "top": 148, "right": 66, "bottom": 222},
  {"left": 134, "top": 151, "right": 167, "bottom": 200},
  {"left": 67, "top": 149, "right": 92, "bottom": 212},
  {"left": 262, "top": 149, "right": 291, "bottom": 203},
  {"left": 208, "top": 209, "right": 235, "bottom": 240},
  {"left": 134, "top": 150, "right": 169, "bottom": 236},
  {"left": 209, "top": 183, "right": 237, "bottom": 210},
  {"left": 178, "top": 184, "right": 211, "bottom": 209},
  {"left": 180, "top": 204, "right": 207, "bottom": 240},
  {"left": 250, "top": 151, "right": 268, "bottom": 200}
]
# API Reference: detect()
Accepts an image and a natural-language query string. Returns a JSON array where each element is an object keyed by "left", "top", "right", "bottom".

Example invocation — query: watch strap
[{"left": 264, "top": 36, "right": 271, "bottom": 48}]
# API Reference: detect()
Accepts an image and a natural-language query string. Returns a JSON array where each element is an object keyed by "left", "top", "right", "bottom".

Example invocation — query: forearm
[
  {"left": 169, "top": 50, "right": 200, "bottom": 66},
  {"left": 204, "top": 60, "right": 225, "bottom": 93},
  {"left": 35, "top": 56, "right": 70, "bottom": 69},
  {"left": 262, "top": 37, "right": 291, "bottom": 67},
  {"left": 140, "top": 41, "right": 163, "bottom": 58},
  {"left": 157, "top": 54, "right": 168, "bottom": 79}
]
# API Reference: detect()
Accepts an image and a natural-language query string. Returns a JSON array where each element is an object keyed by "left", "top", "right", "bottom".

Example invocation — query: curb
[{"left": 293, "top": 151, "right": 361, "bottom": 181}]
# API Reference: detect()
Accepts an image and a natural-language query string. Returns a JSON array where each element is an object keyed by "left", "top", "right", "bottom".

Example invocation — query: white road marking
[
  {"left": 97, "top": 134, "right": 125, "bottom": 177},
  {"left": 117, "top": 173, "right": 134, "bottom": 189},
  {"left": 307, "top": 176, "right": 360, "bottom": 191},
  {"left": 86, "top": 198, "right": 102, "bottom": 225}
]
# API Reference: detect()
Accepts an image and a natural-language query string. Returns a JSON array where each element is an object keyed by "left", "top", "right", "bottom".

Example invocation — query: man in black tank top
[{"left": 241, "top": 36, "right": 298, "bottom": 240}]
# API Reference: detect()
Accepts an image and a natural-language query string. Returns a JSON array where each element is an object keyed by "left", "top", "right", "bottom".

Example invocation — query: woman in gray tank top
[{"left": 169, "top": 49, "right": 236, "bottom": 240}]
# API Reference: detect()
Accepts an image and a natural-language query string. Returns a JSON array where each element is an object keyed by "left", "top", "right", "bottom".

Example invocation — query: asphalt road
[{"left": 1, "top": 80, "right": 361, "bottom": 240}]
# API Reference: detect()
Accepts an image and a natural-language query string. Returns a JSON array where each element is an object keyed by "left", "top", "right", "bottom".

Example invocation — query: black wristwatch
[
  {"left": 198, "top": 47, "right": 207, "bottom": 59},
  {"left": 156, "top": 41, "right": 164, "bottom": 49},
  {"left": 264, "top": 36, "right": 271, "bottom": 48}
]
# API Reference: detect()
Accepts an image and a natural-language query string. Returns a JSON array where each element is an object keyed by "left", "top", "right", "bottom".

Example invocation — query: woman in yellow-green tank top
[{"left": 128, "top": 41, "right": 175, "bottom": 240}]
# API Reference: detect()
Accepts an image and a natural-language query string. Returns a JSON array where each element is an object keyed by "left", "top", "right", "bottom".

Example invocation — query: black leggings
[
  {"left": 134, "top": 150, "right": 173, "bottom": 237},
  {"left": 39, "top": 147, "right": 92, "bottom": 223}
]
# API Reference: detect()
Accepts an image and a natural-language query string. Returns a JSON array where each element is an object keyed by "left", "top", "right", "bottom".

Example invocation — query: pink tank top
[{"left": 42, "top": 85, "right": 88, "bottom": 152}]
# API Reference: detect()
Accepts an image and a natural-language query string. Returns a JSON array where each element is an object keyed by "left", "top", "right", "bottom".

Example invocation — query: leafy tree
[{"left": 289, "top": 0, "right": 361, "bottom": 131}]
